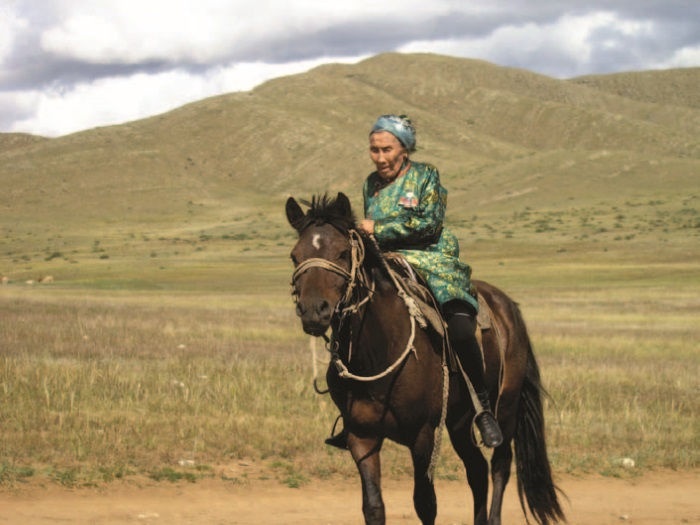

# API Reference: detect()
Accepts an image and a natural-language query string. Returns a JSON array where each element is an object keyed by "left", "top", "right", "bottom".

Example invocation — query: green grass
[
  {"left": 1, "top": 181, "right": 698, "bottom": 488},
  {"left": 0, "top": 135, "right": 697, "bottom": 487},
  {"left": 0, "top": 239, "right": 697, "bottom": 487},
  {"left": 1, "top": 52, "right": 698, "bottom": 488}
]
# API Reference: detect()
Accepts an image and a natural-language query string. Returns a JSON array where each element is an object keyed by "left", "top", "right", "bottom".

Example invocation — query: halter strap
[
  {"left": 292, "top": 231, "right": 421, "bottom": 382},
  {"left": 291, "top": 229, "right": 367, "bottom": 312},
  {"left": 292, "top": 257, "right": 351, "bottom": 282}
]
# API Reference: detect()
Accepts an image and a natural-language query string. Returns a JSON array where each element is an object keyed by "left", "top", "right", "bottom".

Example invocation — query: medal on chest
[{"left": 398, "top": 191, "right": 418, "bottom": 208}]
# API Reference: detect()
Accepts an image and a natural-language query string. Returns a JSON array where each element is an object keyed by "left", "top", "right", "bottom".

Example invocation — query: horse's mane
[
  {"left": 357, "top": 229, "right": 388, "bottom": 273},
  {"left": 297, "top": 193, "right": 356, "bottom": 233},
  {"left": 295, "top": 193, "right": 387, "bottom": 277}
]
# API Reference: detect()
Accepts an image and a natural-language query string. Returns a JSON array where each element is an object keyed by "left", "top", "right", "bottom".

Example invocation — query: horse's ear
[
  {"left": 285, "top": 197, "right": 305, "bottom": 232},
  {"left": 335, "top": 192, "right": 352, "bottom": 218}
]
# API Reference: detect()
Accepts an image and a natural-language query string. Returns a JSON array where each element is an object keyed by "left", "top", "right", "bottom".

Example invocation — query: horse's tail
[{"left": 514, "top": 324, "right": 566, "bottom": 525}]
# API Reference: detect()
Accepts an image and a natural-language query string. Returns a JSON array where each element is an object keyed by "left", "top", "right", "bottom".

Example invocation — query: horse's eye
[
  {"left": 290, "top": 254, "right": 299, "bottom": 265},
  {"left": 339, "top": 249, "right": 350, "bottom": 261}
]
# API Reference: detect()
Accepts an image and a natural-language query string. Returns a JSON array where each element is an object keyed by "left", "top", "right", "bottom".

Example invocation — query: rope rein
[
  {"left": 293, "top": 229, "right": 450, "bottom": 478},
  {"left": 292, "top": 231, "right": 423, "bottom": 382},
  {"left": 332, "top": 314, "right": 418, "bottom": 382},
  {"left": 331, "top": 234, "right": 424, "bottom": 382}
]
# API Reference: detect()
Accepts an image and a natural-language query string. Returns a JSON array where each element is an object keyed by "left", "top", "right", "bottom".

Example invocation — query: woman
[{"left": 327, "top": 114, "right": 502, "bottom": 449}]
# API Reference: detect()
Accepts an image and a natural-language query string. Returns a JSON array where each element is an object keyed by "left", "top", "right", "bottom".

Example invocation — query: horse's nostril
[
  {"left": 317, "top": 300, "right": 331, "bottom": 317},
  {"left": 296, "top": 302, "right": 305, "bottom": 317}
]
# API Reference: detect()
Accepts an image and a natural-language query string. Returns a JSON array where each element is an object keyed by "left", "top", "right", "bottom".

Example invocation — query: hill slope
[
  {"left": 0, "top": 53, "right": 697, "bottom": 283},
  {"left": 0, "top": 133, "right": 48, "bottom": 154},
  {"left": 571, "top": 67, "right": 700, "bottom": 110}
]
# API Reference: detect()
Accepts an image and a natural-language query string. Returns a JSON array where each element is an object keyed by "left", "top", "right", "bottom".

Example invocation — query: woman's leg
[{"left": 443, "top": 300, "right": 503, "bottom": 448}]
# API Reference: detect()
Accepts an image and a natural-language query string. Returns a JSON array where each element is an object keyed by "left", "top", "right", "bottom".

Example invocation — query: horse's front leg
[
  {"left": 410, "top": 425, "right": 438, "bottom": 525},
  {"left": 348, "top": 434, "right": 385, "bottom": 525}
]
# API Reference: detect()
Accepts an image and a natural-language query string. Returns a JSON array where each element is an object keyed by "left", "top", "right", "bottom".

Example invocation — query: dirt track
[{"left": 0, "top": 470, "right": 698, "bottom": 524}]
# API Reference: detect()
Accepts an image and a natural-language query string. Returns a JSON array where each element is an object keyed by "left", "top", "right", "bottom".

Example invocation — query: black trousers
[{"left": 442, "top": 299, "right": 486, "bottom": 392}]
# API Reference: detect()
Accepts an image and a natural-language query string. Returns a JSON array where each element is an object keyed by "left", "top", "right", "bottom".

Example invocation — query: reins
[
  {"left": 292, "top": 230, "right": 422, "bottom": 383},
  {"left": 331, "top": 233, "right": 425, "bottom": 382},
  {"left": 292, "top": 229, "right": 370, "bottom": 315},
  {"left": 332, "top": 315, "right": 419, "bottom": 382},
  {"left": 294, "top": 227, "right": 450, "bottom": 479}
]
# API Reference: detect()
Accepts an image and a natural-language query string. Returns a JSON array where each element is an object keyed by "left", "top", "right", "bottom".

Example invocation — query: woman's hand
[{"left": 357, "top": 219, "right": 375, "bottom": 235}]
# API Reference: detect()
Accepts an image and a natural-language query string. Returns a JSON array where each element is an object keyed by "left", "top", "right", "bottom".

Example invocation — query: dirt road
[{"left": 0, "top": 470, "right": 697, "bottom": 524}]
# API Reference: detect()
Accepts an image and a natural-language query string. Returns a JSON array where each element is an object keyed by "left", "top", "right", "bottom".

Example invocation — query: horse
[{"left": 286, "top": 192, "right": 565, "bottom": 525}]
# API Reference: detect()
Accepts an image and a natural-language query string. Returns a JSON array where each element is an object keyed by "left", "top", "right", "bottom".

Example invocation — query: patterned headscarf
[{"left": 370, "top": 114, "right": 416, "bottom": 152}]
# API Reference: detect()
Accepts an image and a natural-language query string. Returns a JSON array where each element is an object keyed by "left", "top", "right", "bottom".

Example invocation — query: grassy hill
[
  {"left": 0, "top": 52, "right": 698, "bottom": 287},
  {"left": 0, "top": 53, "right": 698, "bottom": 485},
  {"left": 0, "top": 132, "right": 48, "bottom": 154},
  {"left": 571, "top": 67, "right": 700, "bottom": 110}
]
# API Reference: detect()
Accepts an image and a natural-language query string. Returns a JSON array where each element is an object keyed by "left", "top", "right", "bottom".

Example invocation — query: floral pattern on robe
[{"left": 363, "top": 161, "right": 478, "bottom": 311}]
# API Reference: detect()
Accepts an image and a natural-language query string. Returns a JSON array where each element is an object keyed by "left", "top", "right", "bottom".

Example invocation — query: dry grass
[
  {"left": 0, "top": 290, "right": 330, "bottom": 486},
  {"left": 1, "top": 269, "right": 697, "bottom": 487},
  {"left": 0, "top": 52, "right": 698, "bottom": 487}
]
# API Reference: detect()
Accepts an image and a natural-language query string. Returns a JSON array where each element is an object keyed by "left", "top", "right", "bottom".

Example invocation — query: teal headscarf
[{"left": 370, "top": 114, "right": 416, "bottom": 152}]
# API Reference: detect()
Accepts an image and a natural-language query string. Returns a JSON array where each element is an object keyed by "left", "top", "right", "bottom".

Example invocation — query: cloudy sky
[{"left": 1, "top": 1, "right": 698, "bottom": 137}]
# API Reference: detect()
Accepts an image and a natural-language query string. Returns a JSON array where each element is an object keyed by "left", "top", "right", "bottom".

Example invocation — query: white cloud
[
  {"left": 397, "top": 11, "right": 663, "bottom": 78},
  {"left": 0, "top": 5, "right": 27, "bottom": 64},
  {"left": 41, "top": 3, "right": 239, "bottom": 64},
  {"left": 659, "top": 45, "right": 700, "bottom": 70},
  {"left": 39, "top": 0, "right": 446, "bottom": 64},
  {"left": 7, "top": 55, "right": 367, "bottom": 136}
]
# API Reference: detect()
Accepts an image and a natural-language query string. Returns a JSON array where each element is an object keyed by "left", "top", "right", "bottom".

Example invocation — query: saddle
[
  {"left": 382, "top": 253, "right": 494, "bottom": 370},
  {"left": 383, "top": 253, "right": 446, "bottom": 335},
  {"left": 384, "top": 253, "right": 493, "bottom": 327}
]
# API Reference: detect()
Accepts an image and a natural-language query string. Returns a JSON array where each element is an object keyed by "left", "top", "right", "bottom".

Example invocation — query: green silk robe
[{"left": 363, "top": 161, "right": 478, "bottom": 311}]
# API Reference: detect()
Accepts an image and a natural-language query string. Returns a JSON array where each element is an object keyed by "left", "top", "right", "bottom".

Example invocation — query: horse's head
[{"left": 286, "top": 192, "right": 356, "bottom": 336}]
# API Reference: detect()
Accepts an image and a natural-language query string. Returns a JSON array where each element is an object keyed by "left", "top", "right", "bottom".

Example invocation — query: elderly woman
[{"left": 327, "top": 114, "right": 502, "bottom": 449}]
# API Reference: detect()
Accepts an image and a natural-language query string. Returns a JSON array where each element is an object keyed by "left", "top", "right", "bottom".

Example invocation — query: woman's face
[{"left": 369, "top": 131, "right": 407, "bottom": 181}]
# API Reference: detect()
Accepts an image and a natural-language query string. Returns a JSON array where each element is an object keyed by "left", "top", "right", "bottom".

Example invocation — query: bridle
[
  {"left": 291, "top": 229, "right": 371, "bottom": 318},
  {"left": 291, "top": 229, "right": 427, "bottom": 384},
  {"left": 290, "top": 223, "right": 450, "bottom": 476}
]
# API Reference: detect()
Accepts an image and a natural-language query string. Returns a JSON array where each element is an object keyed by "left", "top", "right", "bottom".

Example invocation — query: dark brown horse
[{"left": 286, "top": 193, "right": 565, "bottom": 525}]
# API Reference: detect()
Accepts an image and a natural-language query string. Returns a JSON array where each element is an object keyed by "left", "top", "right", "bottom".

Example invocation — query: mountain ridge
[{"left": 0, "top": 52, "right": 697, "bottom": 277}]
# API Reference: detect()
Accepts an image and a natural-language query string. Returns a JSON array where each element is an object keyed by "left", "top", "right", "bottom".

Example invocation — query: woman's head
[
  {"left": 370, "top": 114, "right": 416, "bottom": 152},
  {"left": 369, "top": 114, "right": 415, "bottom": 182}
]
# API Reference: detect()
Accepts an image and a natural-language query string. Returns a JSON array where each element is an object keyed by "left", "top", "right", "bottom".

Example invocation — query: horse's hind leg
[
  {"left": 488, "top": 389, "right": 518, "bottom": 525},
  {"left": 410, "top": 426, "right": 438, "bottom": 525},
  {"left": 348, "top": 434, "right": 385, "bottom": 525},
  {"left": 488, "top": 441, "right": 514, "bottom": 525}
]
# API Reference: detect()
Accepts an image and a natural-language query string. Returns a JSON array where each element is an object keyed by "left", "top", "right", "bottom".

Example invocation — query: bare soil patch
[{"left": 0, "top": 470, "right": 697, "bottom": 524}]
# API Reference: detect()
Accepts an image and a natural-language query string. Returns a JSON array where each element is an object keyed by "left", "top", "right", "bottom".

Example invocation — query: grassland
[
  {"left": 1, "top": 206, "right": 697, "bottom": 488},
  {"left": 0, "top": 53, "right": 698, "bottom": 488}
]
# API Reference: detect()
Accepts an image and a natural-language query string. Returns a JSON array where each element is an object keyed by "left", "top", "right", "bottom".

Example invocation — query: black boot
[
  {"left": 324, "top": 431, "right": 348, "bottom": 449},
  {"left": 475, "top": 390, "right": 503, "bottom": 448},
  {"left": 444, "top": 300, "right": 504, "bottom": 448},
  {"left": 324, "top": 415, "right": 348, "bottom": 449}
]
